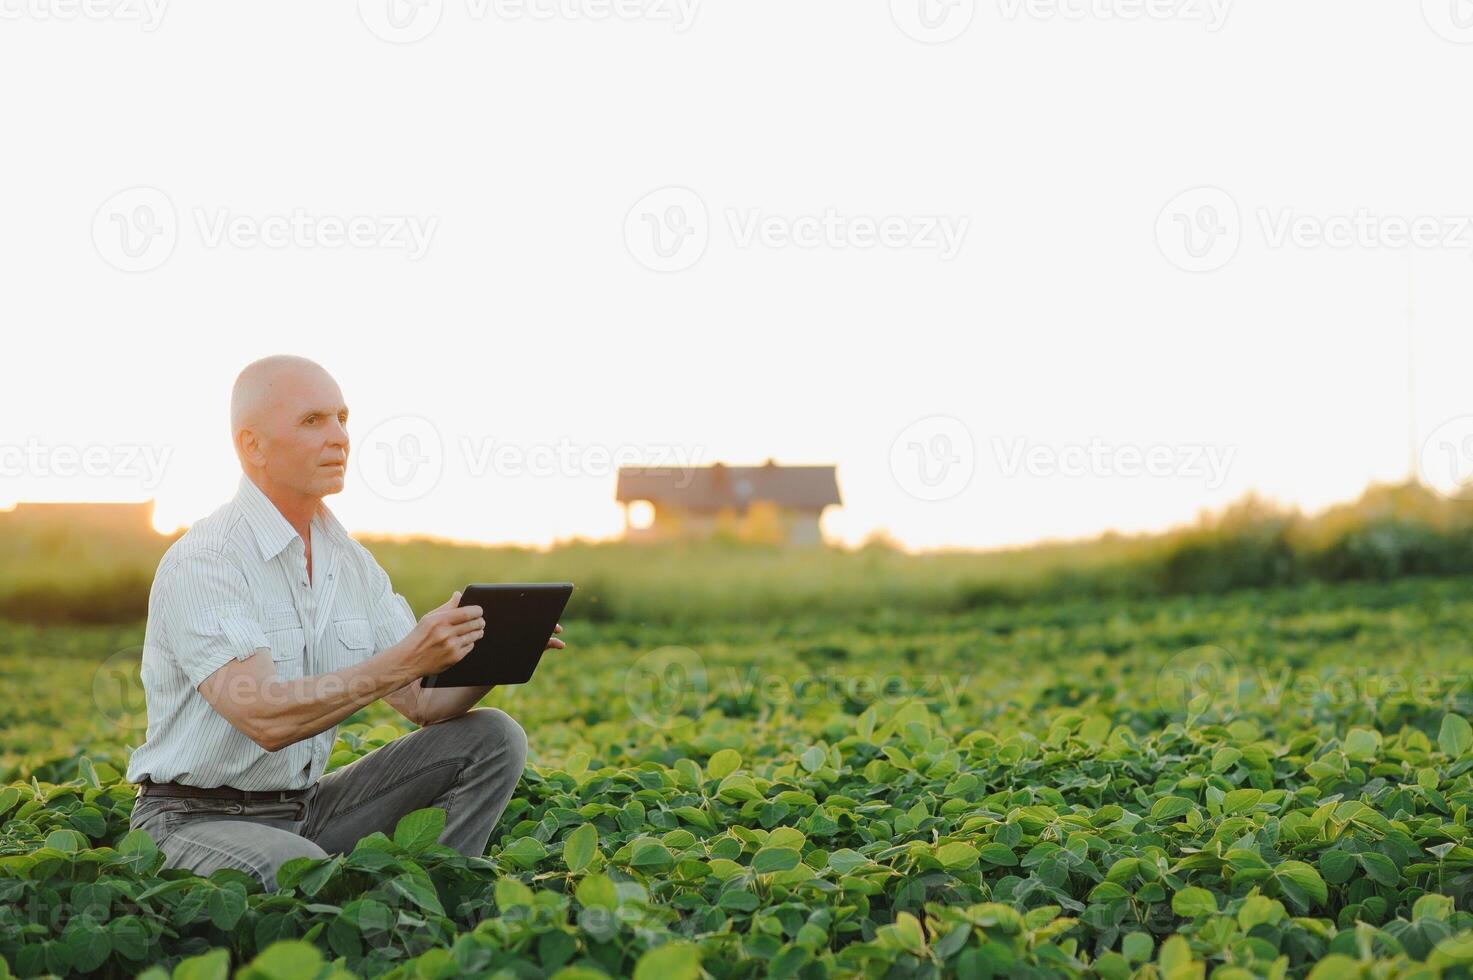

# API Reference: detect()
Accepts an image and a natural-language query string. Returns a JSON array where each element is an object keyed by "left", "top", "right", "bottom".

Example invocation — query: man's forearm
[
  {"left": 392, "top": 679, "right": 495, "bottom": 726},
  {"left": 247, "top": 641, "right": 422, "bottom": 751}
]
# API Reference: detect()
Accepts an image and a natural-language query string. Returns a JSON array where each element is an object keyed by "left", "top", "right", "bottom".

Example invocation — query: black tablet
[{"left": 420, "top": 583, "right": 573, "bottom": 688}]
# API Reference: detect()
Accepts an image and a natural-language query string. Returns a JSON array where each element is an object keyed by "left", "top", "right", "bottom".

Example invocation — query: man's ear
[{"left": 238, "top": 428, "right": 265, "bottom": 467}]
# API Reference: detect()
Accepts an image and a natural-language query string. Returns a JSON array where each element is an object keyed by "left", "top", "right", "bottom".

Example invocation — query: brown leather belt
[{"left": 137, "top": 779, "right": 311, "bottom": 803}]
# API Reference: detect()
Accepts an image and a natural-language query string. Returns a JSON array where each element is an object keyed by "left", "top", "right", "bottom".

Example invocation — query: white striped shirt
[{"left": 125, "top": 473, "right": 418, "bottom": 790}]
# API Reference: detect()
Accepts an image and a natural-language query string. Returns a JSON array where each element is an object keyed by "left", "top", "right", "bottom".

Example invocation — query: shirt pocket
[
  {"left": 330, "top": 617, "right": 372, "bottom": 670},
  {"left": 266, "top": 623, "right": 306, "bottom": 679}
]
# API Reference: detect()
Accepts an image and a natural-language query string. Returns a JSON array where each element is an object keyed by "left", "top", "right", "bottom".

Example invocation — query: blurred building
[
  {"left": 615, "top": 461, "right": 841, "bottom": 546},
  {"left": 0, "top": 500, "right": 157, "bottom": 536}
]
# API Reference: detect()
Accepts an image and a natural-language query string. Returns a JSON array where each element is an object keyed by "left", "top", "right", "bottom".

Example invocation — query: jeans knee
[
  {"left": 251, "top": 838, "right": 329, "bottom": 893},
  {"left": 461, "top": 708, "right": 527, "bottom": 768}
]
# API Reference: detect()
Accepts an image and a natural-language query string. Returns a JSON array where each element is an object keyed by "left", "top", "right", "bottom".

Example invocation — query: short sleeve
[
  {"left": 154, "top": 550, "right": 270, "bottom": 688},
  {"left": 365, "top": 560, "right": 417, "bottom": 655}
]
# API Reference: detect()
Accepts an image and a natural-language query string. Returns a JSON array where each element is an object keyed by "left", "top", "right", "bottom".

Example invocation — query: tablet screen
[{"left": 420, "top": 583, "right": 573, "bottom": 688}]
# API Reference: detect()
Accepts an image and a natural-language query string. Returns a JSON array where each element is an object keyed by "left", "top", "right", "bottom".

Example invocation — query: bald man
[{"left": 126, "top": 355, "right": 564, "bottom": 890}]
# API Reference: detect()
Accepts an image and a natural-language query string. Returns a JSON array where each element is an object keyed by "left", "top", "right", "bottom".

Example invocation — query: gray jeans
[{"left": 129, "top": 708, "right": 527, "bottom": 892}]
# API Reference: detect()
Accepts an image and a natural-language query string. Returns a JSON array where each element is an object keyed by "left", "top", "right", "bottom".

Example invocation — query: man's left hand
[{"left": 546, "top": 624, "right": 565, "bottom": 651}]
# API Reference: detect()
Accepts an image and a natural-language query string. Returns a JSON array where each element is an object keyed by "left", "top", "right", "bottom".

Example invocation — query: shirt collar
[{"left": 235, "top": 473, "right": 350, "bottom": 562}]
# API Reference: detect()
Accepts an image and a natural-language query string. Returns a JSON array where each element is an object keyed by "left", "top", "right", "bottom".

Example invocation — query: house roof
[{"left": 616, "top": 462, "right": 841, "bottom": 512}]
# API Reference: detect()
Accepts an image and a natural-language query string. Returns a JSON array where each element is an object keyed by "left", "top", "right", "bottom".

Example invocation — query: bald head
[
  {"left": 230, "top": 356, "right": 350, "bottom": 497},
  {"left": 230, "top": 355, "right": 330, "bottom": 437}
]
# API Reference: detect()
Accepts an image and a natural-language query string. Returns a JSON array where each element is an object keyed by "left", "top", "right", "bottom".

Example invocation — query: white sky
[{"left": 4, "top": 1, "right": 1473, "bottom": 551}]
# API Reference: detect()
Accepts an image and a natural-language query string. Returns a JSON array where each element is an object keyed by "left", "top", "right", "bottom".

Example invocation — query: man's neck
[{"left": 250, "top": 475, "right": 320, "bottom": 548}]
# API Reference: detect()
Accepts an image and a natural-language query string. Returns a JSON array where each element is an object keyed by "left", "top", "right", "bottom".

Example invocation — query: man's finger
[{"left": 449, "top": 604, "right": 482, "bottom": 622}]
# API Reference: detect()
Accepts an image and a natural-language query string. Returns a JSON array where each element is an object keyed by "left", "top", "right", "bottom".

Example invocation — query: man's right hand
[{"left": 402, "top": 591, "right": 485, "bottom": 677}]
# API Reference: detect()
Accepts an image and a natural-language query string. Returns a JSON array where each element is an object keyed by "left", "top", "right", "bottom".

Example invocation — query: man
[{"left": 126, "top": 354, "right": 565, "bottom": 891}]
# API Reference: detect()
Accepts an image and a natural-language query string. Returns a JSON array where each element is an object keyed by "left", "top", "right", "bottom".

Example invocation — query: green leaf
[
  {"left": 500, "top": 836, "right": 548, "bottom": 869},
  {"left": 1359, "top": 851, "right": 1400, "bottom": 887},
  {"left": 828, "top": 848, "right": 869, "bottom": 873},
  {"left": 633, "top": 942, "right": 702, "bottom": 980},
  {"left": 752, "top": 847, "right": 801, "bottom": 874},
  {"left": 1171, "top": 886, "right": 1217, "bottom": 917},
  {"left": 800, "top": 746, "right": 826, "bottom": 773},
  {"left": 1439, "top": 714, "right": 1473, "bottom": 757},
  {"left": 206, "top": 884, "right": 247, "bottom": 930},
  {"left": 1274, "top": 860, "right": 1328, "bottom": 909},
  {"left": 247, "top": 940, "right": 323, "bottom": 980},
  {"left": 1121, "top": 932, "right": 1153, "bottom": 963},
  {"left": 1150, "top": 796, "right": 1194, "bottom": 821},
  {"left": 172, "top": 948, "right": 229, "bottom": 980},
  {"left": 392, "top": 807, "right": 446, "bottom": 852},
  {"left": 389, "top": 875, "right": 443, "bottom": 915},
  {"left": 495, "top": 878, "right": 534, "bottom": 909},
  {"left": 564, "top": 823, "right": 598, "bottom": 873},
  {"left": 936, "top": 841, "right": 980, "bottom": 870},
  {"left": 1320, "top": 848, "right": 1357, "bottom": 884},
  {"left": 708, "top": 749, "right": 742, "bottom": 779},
  {"left": 977, "top": 842, "right": 1018, "bottom": 866},
  {"left": 576, "top": 873, "right": 619, "bottom": 910}
]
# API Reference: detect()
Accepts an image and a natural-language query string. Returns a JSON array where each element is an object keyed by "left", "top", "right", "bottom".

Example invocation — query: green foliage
[{"left": 4, "top": 579, "right": 1473, "bottom": 976}]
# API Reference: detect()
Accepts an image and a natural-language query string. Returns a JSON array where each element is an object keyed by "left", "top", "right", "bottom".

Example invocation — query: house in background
[
  {"left": 616, "top": 460, "right": 842, "bottom": 546},
  {"left": 0, "top": 500, "right": 158, "bottom": 536}
]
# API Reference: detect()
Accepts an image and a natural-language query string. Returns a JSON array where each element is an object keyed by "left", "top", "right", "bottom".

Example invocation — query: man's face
[{"left": 254, "top": 368, "right": 349, "bottom": 499}]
